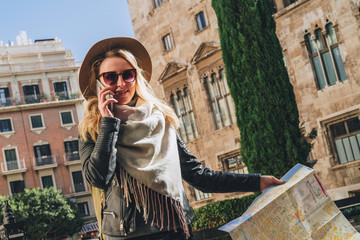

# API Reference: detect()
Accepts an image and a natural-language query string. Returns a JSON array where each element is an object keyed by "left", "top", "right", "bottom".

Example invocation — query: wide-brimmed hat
[{"left": 79, "top": 37, "right": 152, "bottom": 100}]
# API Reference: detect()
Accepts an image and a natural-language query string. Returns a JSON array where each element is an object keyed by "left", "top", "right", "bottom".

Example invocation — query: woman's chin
[
  {"left": 116, "top": 100, "right": 130, "bottom": 105},
  {"left": 114, "top": 95, "right": 130, "bottom": 104}
]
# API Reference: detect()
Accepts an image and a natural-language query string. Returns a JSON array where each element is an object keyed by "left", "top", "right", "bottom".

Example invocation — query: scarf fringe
[{"left": 118, "top": 167, "right": 190, "bottom": 239}]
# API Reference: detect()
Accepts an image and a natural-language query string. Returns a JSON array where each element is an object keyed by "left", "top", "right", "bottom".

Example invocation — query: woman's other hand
[
  {"left": 260, "top": 175, "right": 285, "bottom": 192},
  {"left": 98, "top": 86, "right": 117, "bottom": 118}
]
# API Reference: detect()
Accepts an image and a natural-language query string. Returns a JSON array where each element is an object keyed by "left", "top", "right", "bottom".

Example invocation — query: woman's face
[{"left": 99, "top": 57, "right": 136, "bottom": 105}]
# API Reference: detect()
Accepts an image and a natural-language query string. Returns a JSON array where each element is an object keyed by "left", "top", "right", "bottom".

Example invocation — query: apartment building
[
  {"left": 127, "top": 0, "right": 360, "bottom": 210},
  {"left": 0, "top": 32, "right": 97, "bottom": 237}
]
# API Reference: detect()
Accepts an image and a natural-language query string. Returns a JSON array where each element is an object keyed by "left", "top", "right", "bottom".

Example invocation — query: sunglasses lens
[
  {"left": 103, "top": 72, "right": 118, "bottom": 85},
  {"left": 122, "top": 69, "right": 136, "bottom": 82}
]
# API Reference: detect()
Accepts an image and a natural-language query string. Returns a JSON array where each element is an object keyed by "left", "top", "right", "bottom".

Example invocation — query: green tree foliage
[
  {"left": 0, "top": 195, "right": 8, "bottom": 222},
  {"left": 191, "top": 193, "right": 259, "bottom": 231},
  {"left": 0, "top": 188, "right": 83, "bottom": 240},
  {"left": 212, "top": 0, "right": 313, "bottom": 178}
]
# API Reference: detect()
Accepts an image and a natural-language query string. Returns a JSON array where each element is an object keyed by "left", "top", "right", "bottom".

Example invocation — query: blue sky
[{"left": 0, "top": 0, "right": 135, "bottom": 63}]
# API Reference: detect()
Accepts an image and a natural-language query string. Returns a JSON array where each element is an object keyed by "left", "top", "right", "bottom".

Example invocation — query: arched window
[
  {"left": 170, "top": 88, "right": 198, "bottom": 142},
  {"left": 304, "top": 25, "right": 346, "bottom": 90},
  {"left": 204, "top": 70, "right": 235, "bottom": 130},
  {"left": 325, "top": 23, "right": 347, "bottom": 81}
]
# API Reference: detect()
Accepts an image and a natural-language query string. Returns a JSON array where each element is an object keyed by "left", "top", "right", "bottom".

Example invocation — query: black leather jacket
[{"left": 80, "top": 117, "right": 261, "bottom": 239}]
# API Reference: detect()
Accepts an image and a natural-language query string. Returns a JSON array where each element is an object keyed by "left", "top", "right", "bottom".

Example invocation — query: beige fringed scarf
[{"left": 115, "top": 101, "right": 189, "bottom": 238}]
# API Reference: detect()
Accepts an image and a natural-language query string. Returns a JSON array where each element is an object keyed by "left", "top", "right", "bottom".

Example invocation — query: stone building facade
[
  {"left": 127, "top": 0, "right": 360, "bottom": 207},
  {"left": 0, "top": 32, "right": 97, "bottom": 236},
  {"left": 273, "top": 0, "right": 360, "bottom": 200},
  {"left": 127, "top": 0, "right": 251, "bottom": 208}
]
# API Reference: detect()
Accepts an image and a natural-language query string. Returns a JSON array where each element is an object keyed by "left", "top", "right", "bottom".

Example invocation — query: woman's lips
[{"left": 115, "top": 90, "right": 129, "bottom": 96}]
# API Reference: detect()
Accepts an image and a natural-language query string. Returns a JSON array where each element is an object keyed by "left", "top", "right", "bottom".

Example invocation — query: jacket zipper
[{"left": 119, "top": 170, "right": 127, "bottom": 236}]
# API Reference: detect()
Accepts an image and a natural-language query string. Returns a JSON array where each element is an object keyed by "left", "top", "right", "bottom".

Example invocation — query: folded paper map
[{"left": 219, "top": 164, "right": 360, "bottom": 239}]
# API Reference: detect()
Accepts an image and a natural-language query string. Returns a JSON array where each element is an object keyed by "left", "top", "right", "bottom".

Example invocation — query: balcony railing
[
  {"left": 74, "top": 182, "right": 86, "bottom": 193},
  {"left": 6, "top": 160, "right": 18, "bottom": 170},
  {"left": 0, "top": 59, "right": 76, "bottom": 76},
  {"left": 64, "top": 152, "right": 80, "bottom": 161},
  {"left": 24, "top": 94, "right": 41, "bottom": 104},
  {"left": 55, "top": 91, "right": 70, "bottom": 100},
  {"left": 1, "top": 158, "right": 26, "bottom": 174},
  {"left": 0, "top": 98, "right": 12, "bottom": 107},
  {"left": 0, "top": 92, "right": 81, "bottom": 108},
  {"left": 33, "top": 155, "right": 56, "bottom": 167},
  {"left": 64, "top": 152, "right": 80, "bottom": 166}
]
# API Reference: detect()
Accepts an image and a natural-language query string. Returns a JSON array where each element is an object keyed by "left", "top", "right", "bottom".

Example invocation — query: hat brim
[{"left": 79, "top": 37, "right": 152, "bottom": 100}]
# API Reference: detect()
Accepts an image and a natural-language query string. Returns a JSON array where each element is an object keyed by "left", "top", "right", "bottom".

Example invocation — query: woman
[{"left": 78, "top": 37, "right": 284, "bottom": 240}]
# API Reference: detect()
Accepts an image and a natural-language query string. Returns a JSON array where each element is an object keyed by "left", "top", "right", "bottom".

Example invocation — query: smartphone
[{"left": 97, "top": 79, "right": 113, "bottom": 112}]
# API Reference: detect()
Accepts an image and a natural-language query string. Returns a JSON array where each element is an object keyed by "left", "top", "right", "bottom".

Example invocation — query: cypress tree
[{"left": 212, "top": 0, "right": 312, "bottom": 178}]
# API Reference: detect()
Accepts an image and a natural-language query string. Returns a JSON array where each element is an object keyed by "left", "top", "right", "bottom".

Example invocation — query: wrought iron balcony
[
  {"left": 55, "top": 91, "right": 70, "bottom": 100},
  {"left": 74, "top": 182, "right": 86, "bottom": 193},
  {"left": 5, "top": 160, "right": 18, "bottom": 170},
  {"left": 1, "top": 158, "right": 26, "bottom": 175},
  {"left": 24, "top": 94, "right": 41, "bottom": 104},
  {"left": 64, "top": 152, "right": 80, "bottom": 166},
  {"left": 35, "top": 155, "right": 53, "bottom": 166},
  {"left": 0, "top": 93, "right": 81, "bottom": 109},
  {"left": 0, "top": 98, "right": 13, "bottom": 107},
  {"left": 33, "top": 155, "right": 58, "bottom": 171},
  {"left": 67, "top": 152, "right": 80, "bottom": 161}
]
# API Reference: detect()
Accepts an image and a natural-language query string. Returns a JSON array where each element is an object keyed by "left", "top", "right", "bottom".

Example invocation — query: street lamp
[{"left": 0, "top": 201, "right": 25, "bottom": 240}]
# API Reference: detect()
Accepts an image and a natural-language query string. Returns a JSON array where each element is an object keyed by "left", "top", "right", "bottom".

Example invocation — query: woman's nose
[{"left": 116, "top": 77, "right": 127, "bottom": 87}]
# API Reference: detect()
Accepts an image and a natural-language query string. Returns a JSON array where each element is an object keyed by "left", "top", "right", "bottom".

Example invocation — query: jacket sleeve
[
  {"left": 178, "top": 133, "right": 261, "bottom": 193},
  {"left": 80, "top": 117, "right": 120, "bottom": 189}
]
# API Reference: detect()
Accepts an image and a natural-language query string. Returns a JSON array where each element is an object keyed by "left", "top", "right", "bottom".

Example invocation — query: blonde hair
[{"left": 79, "top": 49, "right": 179, "bottom": 142}]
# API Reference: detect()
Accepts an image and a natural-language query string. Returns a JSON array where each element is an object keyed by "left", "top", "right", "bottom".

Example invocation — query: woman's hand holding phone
[{"left": 97, "top": 80, "right": 117, "bottom": 118}]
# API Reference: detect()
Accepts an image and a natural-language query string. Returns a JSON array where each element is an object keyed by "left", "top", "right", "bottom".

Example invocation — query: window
[
  {"left": 41, "top": 175, "right": 54, "bottom": 188},
  {"left": 194, "top": 161, "right": 212, "bottom": 201},
  {"left": 10, "top": 180, "right": 25, "bottom": 195},
  {"left": 204, "top": 69, "right": 235, "bottom": 130},
  {"left": 283, "top": 0, "right": 299, "bottom": 7},
  {"left": 220, "top": 151, "right": 248, "bottom": 174},
  {"left": 23, "top": 84, "right": 40, "bottom": 103},
  {"left": 330, "top": 116, "right": 360, "bottom": 164},
  {"left": 72, "top": 171, "right": 85, "bottom": 192},
  {"left": 162, "top": 34, "right": 173, "bottom": 52},
  {"left": 196, "top": 12, "right": 206, "bottom": 31},
  {"left": 0, "top": 119, "right": 13, "bottom": 133},
  {"left": 64, "top": 140, "right": 79, "bottom": 161},
  {"left": 53, "top": 82, "right": 69, "bottom": 100},
  {"left": 77, "top": 202, "right": 90, "bottom": 217},
  {"left": 60, "top": 111, "right": 74, "bottom": 125},
  {"left": 153, "top": 0, "right": 164, "bottom": 8},
  {"left": 30, "top": 115, "right": 44, "bottom": 129},
  {"left": 4, "top": 149, "right": 18, "bottom": 170},
  {"left": 170, "top": 87, "right": 198, "bottom": 142},
  {"left": 194, "top": 189, "right": 212, "bottom": 201},
  {"left": 0, "top": 87, "right": 10, "bottom": 106},
  {"left": 305, "top": 24, "right": 347, "bottom": 90},
  {"left": 34, "top": 144, "right": 53, "bottom": 166}
]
